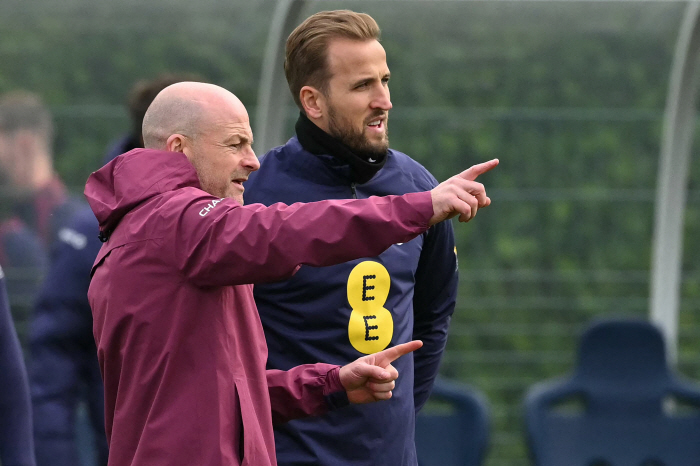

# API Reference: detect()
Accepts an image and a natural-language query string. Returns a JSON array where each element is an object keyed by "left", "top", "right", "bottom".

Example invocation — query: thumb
[
  {"left": 355, "top": 364, "right": 392, "bottom": 382},
  {"left": 459, "top": 159, "right": 499, "bottom": 181}
]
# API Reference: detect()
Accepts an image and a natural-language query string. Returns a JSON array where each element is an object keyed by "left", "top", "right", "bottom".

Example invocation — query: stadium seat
[
  {"left": 415, "top": 377, "right": 490, "bottom": 466},
  {"left": 524, "top": 318, "right": 700, "bottom": 466}
]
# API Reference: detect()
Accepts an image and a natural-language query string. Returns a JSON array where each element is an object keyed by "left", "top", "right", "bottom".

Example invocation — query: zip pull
[{"left": 350, "top": 183, "right": 357, "bottom": 199}]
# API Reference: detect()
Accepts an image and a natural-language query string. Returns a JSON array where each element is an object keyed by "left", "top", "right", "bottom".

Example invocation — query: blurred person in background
[
  {"left": 245, "top": 10, "right": 460, "bottom": 466},
  {"left": 0, "top": 92, "right": 81, "bottom": 247},
  {"left": 0, "top": 92, "right": 82, "bottom": 345},
  {"left": 29, "top": 205, "right": 107, "bottom": 466},
  {"left": 0, "top": 264, "right": 36, "bottom": 466},
  {"left": 29, "top": 74, "right": 194, "bottom": 466}
]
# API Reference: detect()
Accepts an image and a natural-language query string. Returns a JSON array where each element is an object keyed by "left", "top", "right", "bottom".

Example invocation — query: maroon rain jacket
[{"left": 84, "top": 149, "right": 434, "bottom": 466}]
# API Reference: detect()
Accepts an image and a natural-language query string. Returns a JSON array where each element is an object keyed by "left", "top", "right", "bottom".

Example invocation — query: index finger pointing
[
  {"left": 459, "top": 159, "right": 499, "bottom": 181},
  {"left": 374, "top": 340, "right": 423, "bottom": 367}
]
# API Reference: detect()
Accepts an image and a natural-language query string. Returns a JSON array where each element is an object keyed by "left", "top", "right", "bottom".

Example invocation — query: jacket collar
[
  {"left": 85, "top": 149, "right": 200, "bottom": 242},
  {"left": 295, "top": 113, "right": 386, "bottom": 184}
]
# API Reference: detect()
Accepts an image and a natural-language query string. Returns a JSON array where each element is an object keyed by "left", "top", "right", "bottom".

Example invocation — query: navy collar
[{"left": 295, "top": 113, "right": 386, "bottom": 184}]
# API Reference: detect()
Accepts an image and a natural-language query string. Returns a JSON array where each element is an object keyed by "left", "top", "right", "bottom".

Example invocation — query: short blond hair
[{"left": 285, "top": 10, "right": 380, "bottom": 109}]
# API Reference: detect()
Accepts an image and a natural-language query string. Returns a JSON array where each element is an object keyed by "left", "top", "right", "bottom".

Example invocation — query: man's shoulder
[
  {"left": 387, "top": 148, "right": 430, "bottom": 173},
  {"left": 152, "top": 187, "right": 235, "bottom": 225},
  {"left": 53, "top": 206, "right": 103, "bottom": 255},
  {"left": 162, "top": 186, "right": 218, "bottom": 206},
  {"left": 249, "top": 137, "right": 321, "bottom": 190},
  {"left": 65, "top": 204, "right": 97, "bottom": 231},
  {"left": 382, "top": 149, "right": 438, "bottom": 190},
  {"left": 260, "top": 137, "right": 303, "bottom": 162},
  {"left": 50, "top": 192, "right": 87, "bottom": 228},
  {"left": 107, "top": 187, "right": 215, "bottom": 236},
  {"left": 256, "top": 138, "right": 306, "bottom": 170}
]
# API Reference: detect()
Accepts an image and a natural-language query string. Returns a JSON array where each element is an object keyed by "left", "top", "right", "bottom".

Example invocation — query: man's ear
[
  {"left": 299, "top": 86, "right": 325, "bottom": 120},
  {"left": 166, "top": 134, "right": 187, "bottom": 154}
]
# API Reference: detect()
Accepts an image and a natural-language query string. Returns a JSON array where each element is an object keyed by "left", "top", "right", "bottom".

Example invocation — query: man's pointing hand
[
  {"left": 339, "top": 340, "right": 423, "bottom": 404},
  {"left": 429, "top": 159, "right": 499, "bottom": 225}
]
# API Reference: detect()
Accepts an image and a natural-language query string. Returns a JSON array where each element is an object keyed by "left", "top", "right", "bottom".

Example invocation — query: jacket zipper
[{"left": 350, "top": 183, "right": 357, "bottom": 199}]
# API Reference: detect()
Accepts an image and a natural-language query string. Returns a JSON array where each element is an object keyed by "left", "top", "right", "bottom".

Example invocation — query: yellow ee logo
[{"left": 347, "top": 261, "right": 393, "bottom": 354}]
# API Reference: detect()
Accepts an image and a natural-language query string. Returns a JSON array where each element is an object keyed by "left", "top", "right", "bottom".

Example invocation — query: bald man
[{"left": 84, "top": 82, "right": 496, "bottom": 466}]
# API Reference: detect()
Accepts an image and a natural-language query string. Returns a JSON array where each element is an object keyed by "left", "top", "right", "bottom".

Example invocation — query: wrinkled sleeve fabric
[
  {"left": 171, "top": 191, "right": 433, "bottom": 287},
  {"left": 266, "top": 365, "right": 348, "bottom": 425},
  {"left": 0, "top": 272, "right": 36, "bottom": 466},
  {"left": 412, "top": 219, "right": 458, "bottom": 412}
]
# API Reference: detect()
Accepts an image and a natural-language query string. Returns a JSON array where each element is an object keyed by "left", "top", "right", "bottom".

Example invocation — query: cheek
[
  {"left": 212, "top": 154, "right": 234, "bottom": 176},
  {"left": 330, "top": 95, "right": 366, "bottom": 121},
  {"left": 348, "top": 98, "right": 369, "bottom": 118}
]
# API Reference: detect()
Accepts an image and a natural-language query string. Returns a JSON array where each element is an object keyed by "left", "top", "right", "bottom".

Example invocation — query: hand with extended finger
[
  {"left": 339, "top": 340, "right": 423, "bottom": 404},
  {"left": 429, "top": 159, "right": 499, "bottom": 225}
]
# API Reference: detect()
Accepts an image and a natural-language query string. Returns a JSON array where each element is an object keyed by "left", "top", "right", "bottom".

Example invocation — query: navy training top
[
  {"left": 0, "top": 265, "right": 36, "bottom": 466},
  {"left": 246, "top": 137, "right": 458, "bottom": 466}
]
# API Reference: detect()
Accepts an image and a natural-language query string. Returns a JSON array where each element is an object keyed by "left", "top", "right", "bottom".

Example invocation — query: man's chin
[
  {"left": 363, "top": 134, "right": 389, "bottom": 154},
  {"left": 360, "top": 142, "right": 389, "bottom": 160},
  {"left": 331, "top": 125, "right": 388, "bottom": 157}
]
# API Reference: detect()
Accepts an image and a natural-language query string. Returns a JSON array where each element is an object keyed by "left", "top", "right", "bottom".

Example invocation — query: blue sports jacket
[
  {"left": 0, "top": 178, "right": 81, "bottom": 347},
  {"left": 245, "top": 137, "right": 458, "bottom": 466},
  {"left": 0, "top": 267, "right": 35, "bottom": 466},
  {"left": 29, "top": 206, "right": 107, "bottom": 466}
]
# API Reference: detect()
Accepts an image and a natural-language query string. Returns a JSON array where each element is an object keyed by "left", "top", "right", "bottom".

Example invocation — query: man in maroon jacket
[{"left": 84, "top": 82, "right": 496, "bottom": 466}]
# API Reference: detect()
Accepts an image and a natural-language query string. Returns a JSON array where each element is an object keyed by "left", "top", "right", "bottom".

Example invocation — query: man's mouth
[
  {"left": 366, "top": 118, "right": 384, "bottom": 132},
  {"left": 231, "top": 178, "right": 247, "bottom": 189}
]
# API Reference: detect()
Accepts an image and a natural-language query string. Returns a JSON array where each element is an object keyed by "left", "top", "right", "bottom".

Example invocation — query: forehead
[
  {"left": 204, "top": 99, "right": 253, "bottom": 140},
  {"left": 326, "top": 38, "right": 388, "bottom": 80}
]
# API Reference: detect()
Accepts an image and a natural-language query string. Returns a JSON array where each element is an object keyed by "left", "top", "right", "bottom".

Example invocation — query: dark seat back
[
  {"left": 525, "top": 319, "right": 700, "bottom": 466},
  {"left": 416, "top": 378, "right": 490, "bottom": 466}
]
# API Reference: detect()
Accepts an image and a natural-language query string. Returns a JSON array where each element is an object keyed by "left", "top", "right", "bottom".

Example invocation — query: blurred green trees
[{"left": 2, "top": 1, "right": 698, "bottom": 464}]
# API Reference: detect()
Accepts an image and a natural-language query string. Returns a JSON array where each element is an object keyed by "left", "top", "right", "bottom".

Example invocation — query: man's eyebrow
[
  {"left": 225, "top": 133, "right": 252, "bottom": 144},
  {"left": 351, "top": 76, "right": 374, "bottom": 87},
  {"left": 351, "top": 72, "right": 390, "bottom": 88}
]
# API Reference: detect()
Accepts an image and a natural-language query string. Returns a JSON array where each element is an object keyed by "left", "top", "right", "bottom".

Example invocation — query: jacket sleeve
[
  {"left": 29, "top": 209, "right": 107, "bottom": 465},
  {"left": 412, "top": 219, "right": 458, "bottom": 413},
  {"left": 266, "top": 364, "right": 348, "bottom": 425},
  {"left": 172, "top": 191, "right": 433, "bottom": 287},
  {"left": 0, "top": 272, "right": 36, "bottom": 466}
]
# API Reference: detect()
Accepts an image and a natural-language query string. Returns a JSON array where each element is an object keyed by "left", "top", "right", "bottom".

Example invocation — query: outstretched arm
[{"left": 175, "top": 159, "right": 498, "bottom": 287}]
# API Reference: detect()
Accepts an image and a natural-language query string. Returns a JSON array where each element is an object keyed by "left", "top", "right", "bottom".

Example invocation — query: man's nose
[
  {"left": 244, "top": 147, "right": 260, "bottom": 171},
  {"left": 371, "top": 86, "right": 392, "bottom": 111}
]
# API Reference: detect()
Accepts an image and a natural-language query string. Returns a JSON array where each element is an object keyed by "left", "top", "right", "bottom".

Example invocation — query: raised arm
[
  {"left": 173, "top": 191, "right": 433, "bottom": 287},
  {"left": 173, "top": 159, "right": 498, "bottom": 287}
]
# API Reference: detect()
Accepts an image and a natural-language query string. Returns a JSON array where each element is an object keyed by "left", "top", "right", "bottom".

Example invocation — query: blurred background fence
[{"left": 3, "top": 1, "right": 700, "bottom": 465}]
